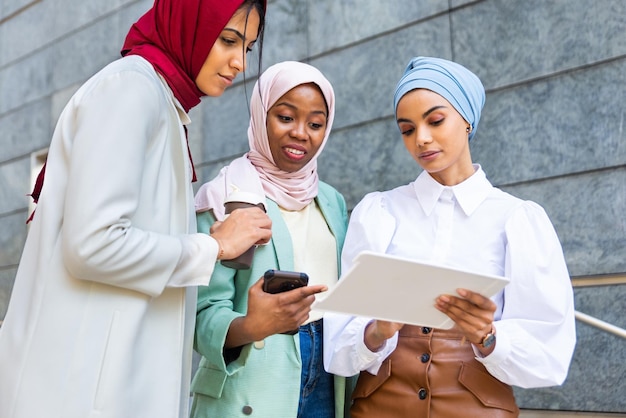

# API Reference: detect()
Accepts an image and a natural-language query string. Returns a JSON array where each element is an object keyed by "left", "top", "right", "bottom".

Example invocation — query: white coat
[{"left": 0, "top": 56, "right": 218, "bottom": 418}]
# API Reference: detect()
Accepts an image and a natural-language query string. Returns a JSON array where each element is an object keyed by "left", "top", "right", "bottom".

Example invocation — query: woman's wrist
[
  {"left": 364, "top": 321, "right": 386, "bottom": 352},
  {"left": 212, "top": 236, "right": 225, "bottom": 260},
  {"left": 474, "top": 324, "right": 496, "bottom": 356},
  {"left": 226, "top": 316, "right": 260, "bottom": 349}
]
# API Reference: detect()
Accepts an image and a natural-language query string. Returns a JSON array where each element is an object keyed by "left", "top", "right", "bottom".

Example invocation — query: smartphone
[{"left": 263, "top": 270, "right": 309, "bottom": 294}]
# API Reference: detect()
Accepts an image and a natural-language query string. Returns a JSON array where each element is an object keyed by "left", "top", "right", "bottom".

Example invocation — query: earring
[{"left": 466, "top": 126, "right": 471, "bottom": 133}]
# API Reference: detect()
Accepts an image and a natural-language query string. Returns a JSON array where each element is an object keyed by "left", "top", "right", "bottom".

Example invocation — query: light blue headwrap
[{"left": 393, "top": 56, "right": 485, "bottom": 141}]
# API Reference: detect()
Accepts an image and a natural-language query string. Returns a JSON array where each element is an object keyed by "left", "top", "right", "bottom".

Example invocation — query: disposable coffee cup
[{"left": 220, "top": 191, "right": 266, "bottom": 270}]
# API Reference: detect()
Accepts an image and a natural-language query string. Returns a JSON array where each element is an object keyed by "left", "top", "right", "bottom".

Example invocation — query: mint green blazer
[{"left": 191, "top": 182, "right": 354, "bottom": 418}]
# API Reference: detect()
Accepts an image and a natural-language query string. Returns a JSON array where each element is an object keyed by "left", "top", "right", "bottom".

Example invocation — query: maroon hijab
[
  {"left": 28, "top": 0, "right": 260, "bottom": 222},
  {"left": 121, "top": 0, "right": 247, "bottom": 113},
  {"left": 119, "top": 0, "right": 248, "bottom": 183}
]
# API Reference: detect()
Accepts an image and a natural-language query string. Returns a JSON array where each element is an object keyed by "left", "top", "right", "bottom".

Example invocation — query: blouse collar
[{"left": 413, "top": 164, "right": 493, "bottom": 216}]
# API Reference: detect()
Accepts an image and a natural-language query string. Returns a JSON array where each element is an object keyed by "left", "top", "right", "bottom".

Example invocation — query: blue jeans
[{"left": 297, "top": 320, "right": 334, "bottom": 418}]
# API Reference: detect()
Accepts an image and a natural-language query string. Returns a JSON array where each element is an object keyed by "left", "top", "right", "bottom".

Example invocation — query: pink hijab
[{"left": 195, "top": 60, "right": 335, "bottom": 218}]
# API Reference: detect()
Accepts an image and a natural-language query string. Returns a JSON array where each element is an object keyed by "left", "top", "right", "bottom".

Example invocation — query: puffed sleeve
[
  {"left": 324, "top": 192, "right": 400, "bottom": 377},
  {"left": 476, "top": 201, "right": 576, "bottom": 388}
]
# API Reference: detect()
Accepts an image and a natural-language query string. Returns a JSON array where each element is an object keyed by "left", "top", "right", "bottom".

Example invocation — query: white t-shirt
[{"left": 280, "top": 199, "right": 338, "bottom": 323}]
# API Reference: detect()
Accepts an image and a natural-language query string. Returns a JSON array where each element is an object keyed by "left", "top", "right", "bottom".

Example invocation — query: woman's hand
[
  {"left": 435, "top": 288, "right": 497, "bottom": 354},
  {"left": 210, "top": 207, "right": 272, "bottom": 260},
  {"left": 225, "top": 277, "right": 327, "bottom": 348},
  {"left": 364, "top": 320, "right": 404, "bottom": 352}
]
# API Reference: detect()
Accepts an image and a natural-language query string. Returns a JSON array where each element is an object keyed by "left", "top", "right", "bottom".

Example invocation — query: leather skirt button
[{"left": 418, "top": 388, "right": 428, "bottom": 400}]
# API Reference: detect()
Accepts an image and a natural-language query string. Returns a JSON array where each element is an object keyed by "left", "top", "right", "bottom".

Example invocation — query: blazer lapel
[
  {"left": 315, "top": 194, "right": 345, "bottom": 274},
  {"left": 265, "top": 199, "right": 295, "bottom": 271}
]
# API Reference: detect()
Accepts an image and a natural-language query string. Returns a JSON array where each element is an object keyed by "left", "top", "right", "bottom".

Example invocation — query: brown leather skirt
[{"left": 350, "top": 325, "right": 519, "bottom": 418}]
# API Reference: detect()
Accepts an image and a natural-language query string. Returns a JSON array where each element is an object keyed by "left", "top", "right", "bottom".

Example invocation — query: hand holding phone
[
  {"left": 263, "top": 270, "right": 309, "bottom": 294},
  {"left": 261, "top": 270, "right": 317, "bottom": 335}
]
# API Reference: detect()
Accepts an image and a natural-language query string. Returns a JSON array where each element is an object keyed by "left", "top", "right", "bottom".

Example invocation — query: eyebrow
[
  {"left": 421, "top": 105, "right": 446, "bottom": 119},
  {"left": 274, "top": 102, "right": 327, "bottom": 118},
  {"left": 223, "top": 28, "right": 256, "bottom": 44},
  {"left": 397, "top": 105, "right": 447, "bottom": 124}
]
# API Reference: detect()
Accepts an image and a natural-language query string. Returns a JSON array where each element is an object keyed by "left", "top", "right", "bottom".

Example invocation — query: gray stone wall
[{"left": 1, "top": 0, "right": 624, "bottom": 413}]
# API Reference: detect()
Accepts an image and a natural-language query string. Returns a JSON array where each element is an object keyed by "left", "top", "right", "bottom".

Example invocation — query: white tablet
[{"left": 314, "top": 251, "right": 509, "bottom": 329}]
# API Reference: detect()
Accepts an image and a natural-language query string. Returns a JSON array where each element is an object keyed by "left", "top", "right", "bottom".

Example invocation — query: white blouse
[{"left": 323, "top": 165, "right": 576, "bottom": 389}]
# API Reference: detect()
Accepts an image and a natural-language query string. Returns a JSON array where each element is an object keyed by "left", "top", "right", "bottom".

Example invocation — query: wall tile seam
[
  {"left": 303, "top": 0, "right": 311, "bottom": 63},
  {"left": 0, "top": 80, "right": 86, "bottom": 121},
  {"left": 0, "top": 0, "right": 41, "bottom": 24},
  {"left": 1, "top": 67, "right": 91, "bottom": 112},
  {"left": 447, "top": 0, "right": 484, "bottom": 63},
  {"left": 301, "top": 7, "right": 461, "bottom": 63},
  {"left": 330, "top": 115, "right": 395, "bottom": 136},
  {"left": 0, "top": 75, "right": 260, "bottom": 120},
  {"left": 0, "top": 152, "right": 45, "bottom": 167},
  {"left": 0, "top": 264, "right": 20, "bottom": 272},
  {"left": 493, "top": 164, "right": 626, "bottom": 189},
  {"left": 0, "top": 208, "right": 28, "bottom": 220},
  {"left": 0, "top": 3, "right": 133, "bottom": 71},
  {"left": 301, "top": 0, "right": 487, "bottom": 62},
  {"left": 485, "top": 55, "right": 626, "bottom": 94}
]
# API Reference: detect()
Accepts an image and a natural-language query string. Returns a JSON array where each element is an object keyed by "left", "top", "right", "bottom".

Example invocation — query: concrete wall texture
[{"left": 1, "top": 0, "right": 624, "bottom": 413}]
